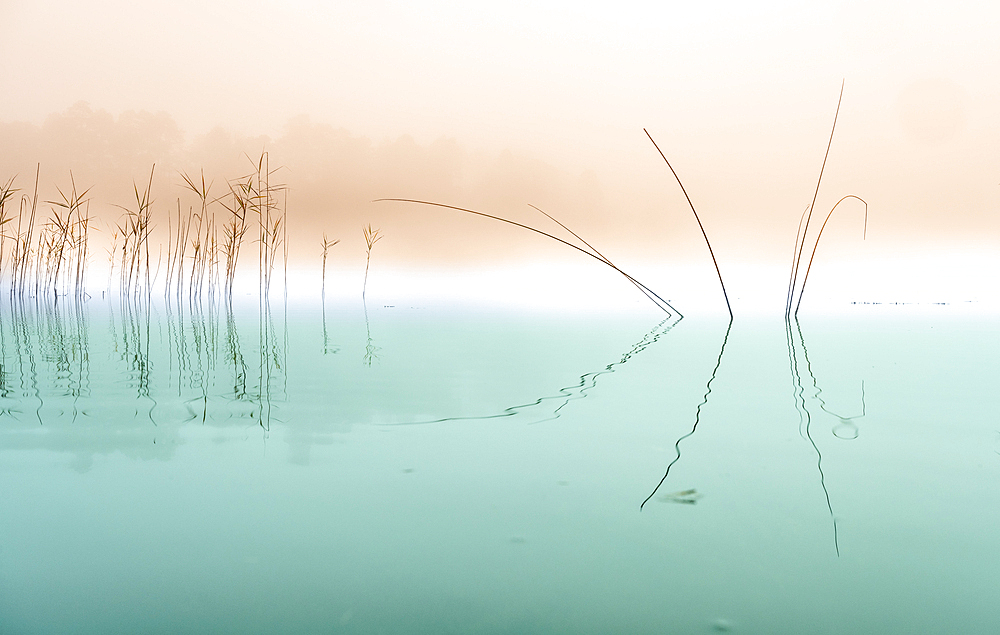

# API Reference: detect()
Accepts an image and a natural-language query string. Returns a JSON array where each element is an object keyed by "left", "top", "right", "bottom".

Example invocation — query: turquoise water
[{"left": 1, "top": 296, "right": 998, "bottom": 634}]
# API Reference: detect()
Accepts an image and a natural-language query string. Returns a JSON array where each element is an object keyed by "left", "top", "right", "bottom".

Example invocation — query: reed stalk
[
  {"left": 786, "top": 81, "right": 843, "bottom": 318},
  {"left": 793, "top": 195, "right": 868, "bottom": 315},
  {"left": 106, "top": 228, "right": 118, "bottom": 293},
  {"left": 179, "top": 169, "right": 217, "bottom": 301},
  {"left": 43, "top": 173, "right": 92, "bottom": 296},
  {"left": 321, "top": 234, "right": 340, "bottom": 300},
  {"left": 373, "top": 199, "right": 679, "bottom": 316},
  {"left": 249, "top": 153, "right": 285, "bottom": 300},
  {"left": 785, "top": 82, "right": 868, "bottom": 316},
  {"left": 221, "top": 153, "right": 280, "bottom": 301},
  {"left": 11, "top": 165, "right": 41, "bottom": 295},
  {"left": 221, "top": 179, "right": 249, "bottom": 301},
  {"left": 644, "top": 128, "right": 732, "bottom": 320},
  {"left": 362, "top": 224, "right": 381, "bottom": 300},
  {"left": 0, "top": 176, "right": 19, "bottom": 284},
  {"left": 115, "top": 166, "right": 155, "bottom": 297},
  {"left": 171, "top": 200, "right": 195, "bottom": 298},
  {"left": 527, "top": 203, "right": 676, "bottom": 314}
]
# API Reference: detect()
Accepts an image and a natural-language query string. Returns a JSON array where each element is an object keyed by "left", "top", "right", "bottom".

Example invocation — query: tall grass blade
[
  {"left": 373, "top": 198, "right": 680, "bottom": 316},
  {"left": 786, "top": 81, "right": 845, "bottom": 318},
  {"left": 793, "top": 195, "right": 868, "bottom": 316},
  {"left": 644, "top": 128, "right": 732, "bottom": 320}
]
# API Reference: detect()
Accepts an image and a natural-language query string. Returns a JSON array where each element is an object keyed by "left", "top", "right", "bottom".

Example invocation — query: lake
[{"left": 1, "top": 294, "right": 998, "bottom": 634}]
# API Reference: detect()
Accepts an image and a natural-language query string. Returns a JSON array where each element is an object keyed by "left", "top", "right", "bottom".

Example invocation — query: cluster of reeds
[
  {"left": 114, "top": 167, "right": 155, "bottom": 297},
  {"left": 0, "top": 177, "right": 18, "bottom": 273},
  {"left": 216, "top": 153, "right": 286, "bottom": 302},
  {"left": 0, "top": 156, "right": 295, "bottom": 434},
  {"left": 0, "top": 151, "right": 290, "bottom": 304},
  {"left": 220, "top": 175, "right": 249, "bottom": 299},
  {"left": 3, "top": 169, "right": 39, "bottom": 295},
  {"left": 785, "top": 83, "right": 868, "bottom": 318},
  {"left": 166, "top": 169, "right": 219, "bottom": 303},
  {"left": 0, "top": 167, "right": 93, "bottom": 298},
  {"left": 0, "top": 173, "right": 28, "bottom": 293},
  {"left": 166, "top": 154, "right": 291, "bottom": 305},
  {"left": 40, "top": 175, "right": 92, "bottom": 297}
]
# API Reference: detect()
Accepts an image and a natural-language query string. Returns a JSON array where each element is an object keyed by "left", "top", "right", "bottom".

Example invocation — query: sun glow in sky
[{"left": 1, "top": 0, "right": 997, "bottom": 308}]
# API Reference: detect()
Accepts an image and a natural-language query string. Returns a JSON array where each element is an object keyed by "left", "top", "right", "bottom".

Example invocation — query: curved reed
[
  {"left": 373, "top": 198, "right": 681, "bottom": 316},
  {"left": 793, "top": 195, "right": 868, "bottom": 315},
  {"left": 644, "top": 128, "right": 732, "bottom": 320}
]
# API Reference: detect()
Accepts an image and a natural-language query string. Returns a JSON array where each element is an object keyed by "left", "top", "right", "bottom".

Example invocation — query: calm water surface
[{"left": 1, "top": 296, "right": 997, "bottom": 634}]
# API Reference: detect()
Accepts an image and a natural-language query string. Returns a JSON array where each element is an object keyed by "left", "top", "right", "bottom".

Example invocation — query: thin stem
[
  {"left": 786, "top": 80, "right": 845, "bottom": 318},
  {"left": 644, "top": 129, "right": 731, "bottom": 320},
  {"left": 373, "top": 198, "right": 680, "bottom": 317},
  {"left": 793, "top": 195, "right": 868, "bottom": 316}
]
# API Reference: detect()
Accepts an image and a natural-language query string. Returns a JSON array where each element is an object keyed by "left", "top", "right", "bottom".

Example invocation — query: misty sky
[{"left": 1, "top": 0, "right": 998, "bottom": 304}]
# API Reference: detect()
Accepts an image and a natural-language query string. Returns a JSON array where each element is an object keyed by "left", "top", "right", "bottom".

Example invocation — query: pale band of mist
[{"left": 1, "top": 1, "right": 997, "bottom": 308}]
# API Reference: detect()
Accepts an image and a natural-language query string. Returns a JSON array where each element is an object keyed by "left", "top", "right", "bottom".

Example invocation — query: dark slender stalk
[
  {"left": 321, "top": 234, "right": 339, "bottom": 300},
  {"left": 373, "top": 198, "right": 680, "bottom": 317},
  {"left": 527, "top": 203, "right": 675, "bottom": 315},
  {"left": 786, "top": 81, "right": 845, "bottom": 318},
  {"left": 389, "top": 313, "right": 682, "bottom": 427},
  {"left": 18, "top": 165, "right": 41, "bottom": 295},
  {"left": 785, "top": 205, "right": 810, "bottom": 315},
  {"left": 786, "top": 316, "right": 841, "bottom": 556},
  {"left": 362, "top": 224, "right": 381, "bottom": 301},
  {"left": 793, "top": 195, "right": 868, "bottom": 316},
  {"left": 640, "top": 317, "right": 732, "bottom": 510},
  {"left": 644, "top": 128, "right": 732, "bottom": 320},
  {"left": 0, "top": 176, "right": 18, "bottom": 283}
]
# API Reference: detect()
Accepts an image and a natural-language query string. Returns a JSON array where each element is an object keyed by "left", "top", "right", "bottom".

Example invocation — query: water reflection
[
  {"left": 109, "top": 292, "right": 156, "bottom": 423},
  {"left": 321, "top": 294, "right": 339, "bottom": 355},
  {"left": 0, "top": 294, "right": 91, "bottom": 425},
  {"left": 829, "top": 381, "right": 865, "bottom": 440},
  {"left": 786, "top": 316, "right": 867, "bottom": 556},
  {"left": 3, "top": 301, "right": 997, "bottom": 633},
  {"left": 0, "top": 291, "right": 286, "bottom": 463},
  {"left": 255, "top": 296, "right": 287, "bottom": 431},
  {"left": 362, "top": 298, "right": 380, "bottom": 366},
  {"left": 640, "top": 318, "right": 732, "bottom": 510},
  {"left": 163, "top": 291, "right": 219, "bottom": 424},
  {"left": 387, "top": 313, "right": 682, "bottom": 426}
]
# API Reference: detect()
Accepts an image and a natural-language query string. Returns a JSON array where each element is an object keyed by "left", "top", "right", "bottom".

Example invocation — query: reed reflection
[
  {"left": 388, "top": 313, "right": 681, "bottom": 427},
  {"left": 163, "top": 291, "right": 219, "bottom": 425},
  {"left": 362, "top": 299, "right": 379, "bottom": 367},
  {"left": 321, "top": 296, "right": 339, "bottom": 356},
  {"left": 109, "top": 291, "right": 156, "bottom": 424},
  {"left": 0, "top": 289, "right": 286, "bottom": 456},
  {"left": 640, "top": 318, "right": 732, "bottom": 510},
  {"left": 0, "top": 294, "right": 91, "bottom": 425},
  {"left": 255, "top": 296, "right": 287, "bottom": 431},
  {"left": 786, "top": 316, "right": 867, "bottom": 556},
  {"left": 225, "top": 299, "right": 249, "bottom": 403}
]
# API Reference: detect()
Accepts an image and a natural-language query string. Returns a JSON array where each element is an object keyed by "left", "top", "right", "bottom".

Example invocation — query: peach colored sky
[{"left": 0, "top": 1, "right": 997, "bottom": 307}]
